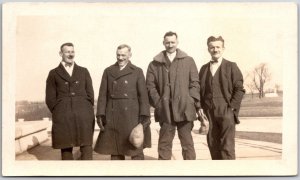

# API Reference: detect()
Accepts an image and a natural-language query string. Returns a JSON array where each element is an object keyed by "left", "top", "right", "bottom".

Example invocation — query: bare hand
[
  {"left": 96, "top": 117, "right": 105, "bottom": 131},
  {"left": 197, "top": 109, "right": 205, "bottom": 117}
]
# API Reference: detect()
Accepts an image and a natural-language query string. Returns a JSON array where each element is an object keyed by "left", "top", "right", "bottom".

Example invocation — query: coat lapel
[
  {"left": 108, "top": 61, "right": 134, "bottom": 80},
  {"left": 200, "top": 63, "right": 210, "bottom": 97},
  {"left": 70, "top": 63, "right": 82, "bottom": 83},
  {"left": 55, "top": 63, "right": 72, "bottom": 82},
  {"left": 219, "top": 59, "right": 231, "bottom": 104}
]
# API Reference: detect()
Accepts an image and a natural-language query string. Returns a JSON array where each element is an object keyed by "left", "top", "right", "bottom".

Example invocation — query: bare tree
[
  {"left": 245, "top": 72, "right": 256, "bottom": 99},
  {"left": 252, "top": 63, "right": 271, "bottom": 98}
]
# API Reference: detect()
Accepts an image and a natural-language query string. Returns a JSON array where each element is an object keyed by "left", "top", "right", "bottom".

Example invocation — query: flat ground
[{"left": 239, "top": 96, "right": 282, "bottom": 117}]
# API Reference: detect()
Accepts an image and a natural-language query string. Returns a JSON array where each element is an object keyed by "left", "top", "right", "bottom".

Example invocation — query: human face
[
  {"left": 60, "top": 46, "right": 75, "bottom": 64},
  {"left": 163, "top": 35, "right": 178, "bottom": 53},
  {"left": 116, "top": 47, "right": 131, "bottom": 67},
  {"left": 208, "top": 41, "right": 225, "bottom": 61}
]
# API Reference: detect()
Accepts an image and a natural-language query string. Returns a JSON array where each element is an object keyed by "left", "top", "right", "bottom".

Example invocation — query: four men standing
[{"left": 46, "top": 34, "right": 244, "bottom": 160}]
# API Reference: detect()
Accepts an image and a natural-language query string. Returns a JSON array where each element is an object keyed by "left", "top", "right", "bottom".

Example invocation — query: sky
[{"left": 13, "top": 3, "right": 297, "bottom": 101}]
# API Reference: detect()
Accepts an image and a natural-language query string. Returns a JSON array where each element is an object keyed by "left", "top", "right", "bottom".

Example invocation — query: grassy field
[
  {"left": 236, "top": 131, "right": 282, "bottom": 144},
  {"left": 149, "top": 95, "right": 283, "bottom": 117},
  {"left": 239, "top": 95, "right": 282, "bottom": 117}
]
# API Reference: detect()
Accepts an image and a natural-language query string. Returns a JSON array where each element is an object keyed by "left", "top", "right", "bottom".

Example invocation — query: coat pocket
[
  {"left": 154, "top": 100, "right": 162, "bottom": 122},
  {"left": 184, "top": 96, "right": 197, "bottom": 121}
]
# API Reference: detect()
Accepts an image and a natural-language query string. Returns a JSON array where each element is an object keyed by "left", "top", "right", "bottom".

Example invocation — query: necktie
[
  {"left": 210, "top": 60, "right": 218, "bottom": 64},
  {"left": 65, "top": 63, "right": 72, "bottom": 67}
]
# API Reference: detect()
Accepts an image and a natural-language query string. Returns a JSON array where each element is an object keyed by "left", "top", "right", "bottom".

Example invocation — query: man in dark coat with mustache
[
  {"left": 94, "top": 44, "right": 151, "bottom": 160},
  {"left": 198, "top": 36, "right": 245, "bottom": 160},
  {"left": 146, "top": 31, "right": 200, "bottom": 160},
  {"left": 46, "top": 42, "right": 95, "bottom": 160}
]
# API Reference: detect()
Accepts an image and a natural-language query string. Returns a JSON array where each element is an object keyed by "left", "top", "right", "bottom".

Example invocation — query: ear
[{"left": 59, "top": 51, "right": 63, "bottom": 57}]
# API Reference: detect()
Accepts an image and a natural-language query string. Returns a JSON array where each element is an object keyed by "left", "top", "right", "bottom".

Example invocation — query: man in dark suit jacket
[
  {"left": 46, "top": 43, "right": 95, "bottom": 160},
  {"left": 198, "top": 36, "right": 245, "bottom": 160}
]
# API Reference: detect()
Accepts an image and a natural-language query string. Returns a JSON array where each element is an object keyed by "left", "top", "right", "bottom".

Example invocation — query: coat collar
[
  {"left": 153, "top": 49, "right": 188, "bottom": 63},
  {"left": 55, "top": 62, "right": 81, "bottom": 82},
  {"left": 108, "top": 61, "right": 136, "bottom": 79}
]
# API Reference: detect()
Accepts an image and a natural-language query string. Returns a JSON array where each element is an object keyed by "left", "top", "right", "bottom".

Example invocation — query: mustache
[{"left": 67, "top": 56, "right": 74, "bottom": 59}]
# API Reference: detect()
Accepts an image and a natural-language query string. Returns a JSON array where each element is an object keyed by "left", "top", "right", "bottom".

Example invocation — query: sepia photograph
[{"left": 2, "top": 2, "right": 298, "bottom": 176}]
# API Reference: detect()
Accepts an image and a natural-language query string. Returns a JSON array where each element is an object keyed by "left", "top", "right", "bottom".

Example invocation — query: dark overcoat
[
  {"left": 46, "top": 63, "right": 95, "bottom": 149},
  {"left": 146, "top": 49, "right": 200, "bottom": 124},
  {"left": 94, "top": 62, "right": 151, "bottom": 156},
  {"left": 199, "top": 59, "right": 245, "bottom": 124}
]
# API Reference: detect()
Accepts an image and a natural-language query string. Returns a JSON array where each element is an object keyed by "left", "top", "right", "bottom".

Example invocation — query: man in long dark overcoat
[
  {"left": 198, "top": 36, "right": 245, "bottom": 160},
  {"left": 94, "top": 44, "right": 151, "bottom": 160},
  {"left": 146, "top": 31, "right": 201, "bottom": 160},
  {"left": 46, "top": 42, "right": 95, "bottom": 160}
]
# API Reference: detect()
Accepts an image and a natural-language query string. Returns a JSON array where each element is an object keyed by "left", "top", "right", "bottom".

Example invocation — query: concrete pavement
[{"left": 15, "top": 117, "right": 282, "bottom": 160}]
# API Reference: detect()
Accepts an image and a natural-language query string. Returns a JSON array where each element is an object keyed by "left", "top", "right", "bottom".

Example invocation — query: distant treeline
[
  {"left": 16, "top": 92, "right": 283, "bottom": 121},
  {"left": 15, "top": 101, "right": 97, "bottom": 121},
  {"left": 15, "top": 101, "right": 52, "bottom": 121}
]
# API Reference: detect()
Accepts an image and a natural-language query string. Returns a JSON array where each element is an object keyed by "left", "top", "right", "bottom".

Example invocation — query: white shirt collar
[
  {"left": 61, "top": 61, "right": 74, "bottom": 76},
  {"left": 119, "top": 61, "right": 129, "bottom": 70},
  {"left": 210, "top": 57, "right": 223, "bottom": 76},
  {"left": 61, "top": 61, "right": 74, "bottom": 67},
  {"left": 167, "top": 51, "right": 177, "bottom": 62},
  {"left": 210, "top": 57, "right": 223, "bottom": 65}
]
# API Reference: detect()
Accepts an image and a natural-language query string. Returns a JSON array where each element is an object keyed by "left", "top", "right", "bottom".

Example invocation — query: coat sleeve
[
  {"left": 137, "top": 68, "right": 151, "bottom": 117},
  {"left": 45, "top": 71, "right": 57, "bottom": 113},
  {"left": 230, "top": 62, "right": 245, "bottom": 110},
  {"left": 96, "top": 69, "right": 108, "bottom": 117},
  {"left": 85, "top": 68, "right": 94, "bottom": 106},
  {"left": 146, "top": 62, "right": 161, "bottom": 108},
  {"left": 188, "top": 58, "right": 201, "bottom": 109},
  {"left": 198, "top": 65, "right": 206, "bottom": 108}
]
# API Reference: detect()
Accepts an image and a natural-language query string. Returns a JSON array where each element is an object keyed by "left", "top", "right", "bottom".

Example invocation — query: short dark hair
[
  {"left": 163, "top": 31, "right": 178, "bottom": 39},
  {"left": 60, "top": 42, "right": 74, "bottom": 51},
  {"left": 207, "top": 36, "right": 225, "bottom": 46},
  {"left": 117, "top": 44, "right": 131, "bottom": 52}
]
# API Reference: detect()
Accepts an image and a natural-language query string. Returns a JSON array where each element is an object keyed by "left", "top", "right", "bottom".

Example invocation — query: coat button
[
  {"left": 124, "top": 107, "right": 128, "bottom": 110},
  {"left": 124, "top": 93, "right": 128, "bottom": 97},
  {"left": 111, "top": 94, "right": 114, "bottom": 97},
  {"left": 124, "top": 80, "right": 128, "bottom": 84},
  {"left": 75, "top": 81, "right": 79, "bottom": 84},
  {"left": 113, "top": 81, "right": 117, "bottom": 84},
  {"left": 65, "top": 82, "right": 68, "bottom": 85},
  {"left": 71, "top": 92, "right": 75, "bottom": 96}
]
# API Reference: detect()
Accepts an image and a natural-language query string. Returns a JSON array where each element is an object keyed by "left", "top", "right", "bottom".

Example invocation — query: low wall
[{"left": 15, "top": 120, "right": 50, "bottom": 155}]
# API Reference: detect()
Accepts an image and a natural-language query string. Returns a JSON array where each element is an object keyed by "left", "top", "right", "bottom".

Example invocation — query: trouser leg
[
  {"left": 218, "top": 106, "right": 236, "bottom": 160},
  {"left": 157, "top": 122, "right": 176, "bottom": 160},
  {"left": 80, "top": 145, "right": 93, "bottom": 160},
  {"left": 131, "top": 151, "right": 145, "bottom": 160},
  {"left": 206, "top": 103, "right": 236, "bottom": 160},
  {"left": 111, "top": 155, "right": 125, "bottom": 160},
  {"left": 206, "top": 108, "right": 222, "bottom": 160},
  {"left": 61, "top": 147, "right": 73, "bottom": 160},
  {"left": 177, "top": 121, "right": 196, "bottom": 160}
]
